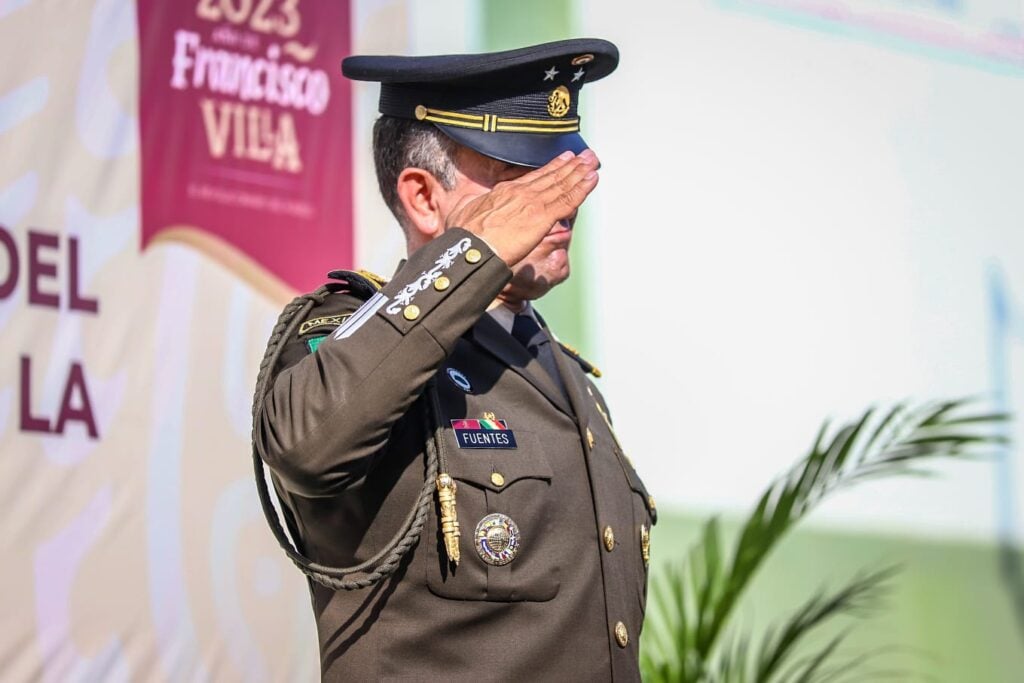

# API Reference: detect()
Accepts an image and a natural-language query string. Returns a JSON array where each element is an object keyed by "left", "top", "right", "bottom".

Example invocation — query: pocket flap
[
  {"left": 623, "top": 461, "right": 657, "bottom": 524},
  {"left": 448, "top": 430, "right": 552, "bottom": 492}
]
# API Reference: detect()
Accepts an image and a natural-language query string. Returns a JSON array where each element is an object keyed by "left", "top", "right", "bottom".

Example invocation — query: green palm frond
[
  {"left": 641, "top": 399, "right": 1008, "bottom": 683},
  {"left": 752, "top": 567, "right": 895, "bottom": 682}
]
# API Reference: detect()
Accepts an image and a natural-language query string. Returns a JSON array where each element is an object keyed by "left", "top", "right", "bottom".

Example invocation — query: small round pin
[{"left": 447, "top": 367, "right": 472, "bottom": 392}]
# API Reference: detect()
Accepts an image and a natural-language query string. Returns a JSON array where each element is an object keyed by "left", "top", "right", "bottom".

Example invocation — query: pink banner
[{"left": 137, "top": 0, "right": 353, "bottom": 299}]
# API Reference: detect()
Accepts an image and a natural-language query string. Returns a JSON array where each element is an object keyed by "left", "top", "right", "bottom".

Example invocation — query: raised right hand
[{"left": 445, "top": 149, "right": 600, "bottom": 267}]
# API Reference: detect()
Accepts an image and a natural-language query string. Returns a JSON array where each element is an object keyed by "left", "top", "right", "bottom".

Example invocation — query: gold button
[
  {"left": 465, "top": 248, "right": 482, "bottom": 264},
  {"left": 433, "top": 275, "right": 450, "bottom": 291},
  {"left": 640, "top": 524, "right": 650, "bottom": 567},
  {"left": 648, "top": 495, "right": 656, "bottom": 511},
  {"left": 414, "top": 104, "right": 428, "bottom": 120},
  {"left": 490, "top": 472, "right": 505, "bottom": 487},
  {"left": 614, "top": 621, "right": 628, "bottom": 648},
  {"left": 586, "top": 428, "right": 595, "bottom": 449},
  {"left": 603, "top": 526, "right": 615, "bottom": 552},
  {"left": 403, "top": 304, "right": 420, "bottom": 321}
]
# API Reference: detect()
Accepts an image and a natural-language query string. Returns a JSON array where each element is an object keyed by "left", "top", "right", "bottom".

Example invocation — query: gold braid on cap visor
[{"left": 414, "top": 105, "right": 580, "bottom": 133}]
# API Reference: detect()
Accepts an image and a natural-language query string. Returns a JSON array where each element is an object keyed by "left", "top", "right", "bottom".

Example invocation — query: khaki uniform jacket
[{"left": 256, "top": 228, "right": 657, "bottom": 681}]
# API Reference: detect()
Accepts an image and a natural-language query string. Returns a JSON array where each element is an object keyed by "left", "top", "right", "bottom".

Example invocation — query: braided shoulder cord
[{"left": 250, "top": 287, "right": 440, "bottom": 590}]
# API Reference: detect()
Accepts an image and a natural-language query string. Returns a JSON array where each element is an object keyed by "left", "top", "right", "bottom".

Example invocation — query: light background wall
[{"left": 575, "top": 2, "right": 1024, "bottom": 678}]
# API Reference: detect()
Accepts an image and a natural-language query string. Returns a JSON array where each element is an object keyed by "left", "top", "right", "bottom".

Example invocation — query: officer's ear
[{"left": 396, "top": 167, "right": 447, "bottom": 243}]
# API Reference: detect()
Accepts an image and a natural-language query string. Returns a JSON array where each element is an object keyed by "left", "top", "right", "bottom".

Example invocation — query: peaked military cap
[{"left": 342, "top": 38, "right": 619, "bottom": 168}]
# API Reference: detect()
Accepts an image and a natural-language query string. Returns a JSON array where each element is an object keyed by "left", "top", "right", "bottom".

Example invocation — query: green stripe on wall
[
  {"left": 646, "top": 511, "right": 1024, "bottom": 681},
  {"left": 480, "top": 0, "right": 593, "bottom": 351}
]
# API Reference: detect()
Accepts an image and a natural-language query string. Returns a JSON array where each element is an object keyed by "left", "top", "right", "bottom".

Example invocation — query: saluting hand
[{"left": 446, "top": 149, "right": 600, "bottom": 268}]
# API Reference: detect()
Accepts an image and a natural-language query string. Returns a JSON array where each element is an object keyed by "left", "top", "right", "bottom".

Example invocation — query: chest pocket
[
  {"left": 623, "top": 460, "right": 656, "bottom": 525},
  {"left": 425, "top": 430, "right": 560, "bottom": 602}
]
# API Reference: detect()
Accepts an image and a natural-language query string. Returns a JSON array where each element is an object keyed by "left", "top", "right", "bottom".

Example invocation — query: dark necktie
[{"left": 511, "top": 313, "right": 568, "bottom": 400}]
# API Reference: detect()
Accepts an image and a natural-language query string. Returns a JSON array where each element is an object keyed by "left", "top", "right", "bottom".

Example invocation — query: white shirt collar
[{"left": 486, "top": 301, "right": 540, "bottom": 335}]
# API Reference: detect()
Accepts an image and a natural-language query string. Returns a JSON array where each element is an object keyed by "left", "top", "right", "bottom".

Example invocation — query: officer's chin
[{"left": 510, "top": 256, "right": 571, "bottom": 301}]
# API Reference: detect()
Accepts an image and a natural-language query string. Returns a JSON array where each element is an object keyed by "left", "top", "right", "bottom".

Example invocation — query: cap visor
[{"left": 434, "top": 127, "right": 589, "bottom": 168}]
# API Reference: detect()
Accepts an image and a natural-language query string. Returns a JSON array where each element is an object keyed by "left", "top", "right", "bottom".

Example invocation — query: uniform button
[
  {"left": 433, "top": 275, "right": 450, "bottom": 291},
  {"left": 614, "top": 621, "right": 628, "bottom": 648},
  {"left": 603, "top": 525, "right": 615, "bottom": 552},
  {"left": 465, "top": 248, "right": 482, "bottom": 264},
  {"left": 490, "top": 472, "right": 505, "bottom": 487},
  {"left": 586, "top": 428, "right": 595, "bottom": 449},
  {"left": 648, "top": 495, "right": 656, "bottom": 511},
  {"left": 403, "top": 304, "right": 420, "bottom": 321}
]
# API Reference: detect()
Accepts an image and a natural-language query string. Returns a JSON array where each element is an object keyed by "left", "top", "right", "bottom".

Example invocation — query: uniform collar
[{"left": 486, "top": 301, "right": 540, "bottom": 335}]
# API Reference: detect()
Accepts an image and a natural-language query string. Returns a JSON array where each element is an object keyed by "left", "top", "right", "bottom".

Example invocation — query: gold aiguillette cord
[
  {"left": 428, "top": 383, "right": 459, "bottom": 566},
  {"left": 435, "top": 473, "right": 460, "bottom": 565}
]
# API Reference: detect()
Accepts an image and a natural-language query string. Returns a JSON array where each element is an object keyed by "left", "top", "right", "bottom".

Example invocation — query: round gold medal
[{"left": 474, "top": 513, "right": 521, "bottom": 566}]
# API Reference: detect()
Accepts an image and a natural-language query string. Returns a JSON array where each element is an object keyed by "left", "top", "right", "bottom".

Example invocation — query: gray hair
[{"left": 372, "top": 116, "right": 458, "bottom": 227}]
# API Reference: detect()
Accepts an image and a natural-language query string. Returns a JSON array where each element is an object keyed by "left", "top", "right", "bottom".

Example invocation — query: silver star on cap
[
  {"left": 543, "top": 66, "right": 559, "bottom": 81},
  {"left": 572, "top": 68, "right": 585, "bottom": 82}
]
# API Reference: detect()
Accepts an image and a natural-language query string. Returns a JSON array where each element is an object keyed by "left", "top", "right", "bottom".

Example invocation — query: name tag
[{"left": 451, "top": 419, "right": 518, "bottom": 449}]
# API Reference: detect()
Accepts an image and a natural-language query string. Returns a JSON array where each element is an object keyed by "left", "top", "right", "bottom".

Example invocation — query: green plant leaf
[
  {"left": 641, "top": 398, "right": 1006, "bottom": 682},
  {"left": 754, "top": 567, "right": 896, "bottom": 681}
]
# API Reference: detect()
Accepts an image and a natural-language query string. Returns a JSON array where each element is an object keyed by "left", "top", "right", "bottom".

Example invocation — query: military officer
[{"left": 253, "top": 38, "right": 656, "bottom": 681}]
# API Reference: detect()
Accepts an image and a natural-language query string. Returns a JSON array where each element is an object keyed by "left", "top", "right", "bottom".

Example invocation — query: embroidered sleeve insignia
[{"left": 299, "top": 314, "right": 352, "bottom": 335}]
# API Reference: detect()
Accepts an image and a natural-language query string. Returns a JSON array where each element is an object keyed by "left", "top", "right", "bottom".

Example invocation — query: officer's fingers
[
  {"left": 506, "top": 150, "right": 577, "bottom": 187},
  {"left": 528, "top": 154, "right": 599, "bottom": 202},
  {"left": 539, "top": 157, "right": 599, "bottom": 215},
  {"left": 510, "top": 149, "right": 595, "bottom": 196},
  {"left": 557, "top": 170, "right": 599, "bottom": 214}
]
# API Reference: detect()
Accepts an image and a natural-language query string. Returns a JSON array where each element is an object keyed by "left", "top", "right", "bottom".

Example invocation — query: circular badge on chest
[
  {"left": 474, "top": 513, "right": 521, "bottom": 566},
  {"left": 446, "top": 367, "right": 472, "bottom": 392}
]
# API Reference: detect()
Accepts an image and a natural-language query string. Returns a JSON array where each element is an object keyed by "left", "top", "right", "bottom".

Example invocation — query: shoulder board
[
  {"left": 325, "top": 269, "right": 389, "bottom": 300},
  {"left": 292, "top": 270, "right": 389, "bottom": 341},
  {"left": 558, "top": 342, "right": 602, "bottom": 378}
]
